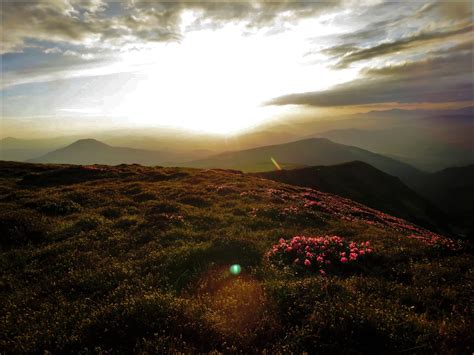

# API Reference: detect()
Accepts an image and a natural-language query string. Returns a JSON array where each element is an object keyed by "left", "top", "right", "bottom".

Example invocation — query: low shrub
[{"left": 100, "top": 207, "right": 122, "bottom": 219}]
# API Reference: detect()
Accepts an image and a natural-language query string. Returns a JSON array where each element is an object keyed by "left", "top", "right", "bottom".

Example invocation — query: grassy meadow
[{"left": 0, "top": 161, "right": 472, "bottom": 353}]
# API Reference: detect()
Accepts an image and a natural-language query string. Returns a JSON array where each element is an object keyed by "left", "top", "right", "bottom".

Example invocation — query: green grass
[{"left": 0, "top": 161, "right": 472, "bottom": 353}]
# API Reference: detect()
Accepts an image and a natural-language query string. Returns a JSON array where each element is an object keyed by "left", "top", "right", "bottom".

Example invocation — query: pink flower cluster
[
  {"left": 163, "top": 213, "right": 184, "bottom": 223},
  {"left": 250, "top": 207, "right": 259, "bottom": 218},
  {"left": 299, "top": 191, "right": 460, "bottom": 251},
  {"left": 216, "top": 185, "right": 236, "bottom": 195},
  {"left": 281, "top": 206, "right": 300, "bottom": 216},
  {"left": 237, "top": 187, "right": 460, "bottom": 252},
  {"left": 407, "top": 233, "right": 461, "bottom": 251},
  {"left": 267, "top": 235, "right": 373, "bottom": 274},
  {"left": 83, "top": 165, "right": 107, "bottom": 171}
]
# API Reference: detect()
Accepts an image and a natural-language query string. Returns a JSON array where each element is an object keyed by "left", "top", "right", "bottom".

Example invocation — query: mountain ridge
[{"left": 184, "top": 137, "right": 422, "bottom": 182}]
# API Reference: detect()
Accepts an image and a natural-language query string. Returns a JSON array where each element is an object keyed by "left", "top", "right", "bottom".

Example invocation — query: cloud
[
  {"left": 362, "top": 46, "right": 473, "bottom": 79},
  {"left": 307, "top": 0, "right": 472, "bottom": 69},
  {"left": 415, "top": 0, "right": 473, "bottom": 21},
  {"left": 268, "top": 47, "right": 473, "bottom": 107},
  {"left": 1, "top": 0, "right": 342, "bottom": 54},
  {"left": 331, "top": 24, "right": 473, "bottom": 68},
  {"left": 1, "top": 0, "right": 105, "bottom": 53},
  {"left": 43, "top": 47, "right": 62, "bottom": 54}
]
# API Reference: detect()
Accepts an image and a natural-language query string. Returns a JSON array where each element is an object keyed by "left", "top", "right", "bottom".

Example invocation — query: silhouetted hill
[
  {"left": 185, "top": 138, "right": 422, "bottom": 181},
  {"left": 28, "top": 139, "right": 170, "bottom": 165},
  {"left": 254, "top": 161, "right": 448, "bottom": 233},
  {"left": 409, "top": 164, "right": 474, "bottom": 238}
]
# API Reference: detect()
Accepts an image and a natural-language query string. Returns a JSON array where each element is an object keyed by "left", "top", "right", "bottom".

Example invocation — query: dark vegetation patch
[
  {"left": 0, "top": 205, "right": 51, "bottom": 248},
  {"left": 177, "top": 194, "right": 210, "bottom": 207},
  {"left": 0, "top": 161, "right": 471, "bottom": 353},
  {"left": 99, "top": 207, "right": 122, "bottom": 219},
  {"left": 24, "top": 197, "right": 82, "bottom": 216},
  {"left": 145, "top": 201, "right": 181, "bottom": 214},
  {"left": 19, "top": 166, "right": 119, "bottom": 186},
  {"left": 133, "top": 191, "right": 159, "bottom": 202}
]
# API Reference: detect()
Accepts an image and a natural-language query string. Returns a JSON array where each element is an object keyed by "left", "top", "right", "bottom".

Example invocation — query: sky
[{"left": 1, "top": 0, "right": 473, "bottom": 136}]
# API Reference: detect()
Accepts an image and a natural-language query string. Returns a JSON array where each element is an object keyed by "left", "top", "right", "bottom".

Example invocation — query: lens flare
[
  {"left": 271, "top": 157, "right": 282, "bottom": 170},
  {"left": 229, "top": 264, "right": 241, "bottom": 275}
]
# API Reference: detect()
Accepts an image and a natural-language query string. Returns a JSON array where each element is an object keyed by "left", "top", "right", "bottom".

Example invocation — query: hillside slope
[
  {"left": 28, "top": 139, "right": 170, "bottom": 165},
  {"left": 254, "top": 161, "right": 448, "bottom": 233},
  {"left": 184, "top": 138, "right": 421, "bottom": 181},
  {"left": 0, "top": 161, "right": 470, "bottom": 353},
  {"left": 409, "top": 164, "right": 474, "bottom": 238}
]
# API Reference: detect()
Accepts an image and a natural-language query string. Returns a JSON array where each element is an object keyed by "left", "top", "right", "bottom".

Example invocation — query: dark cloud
[
  {"left": 268, "top": 48, "right": 473, "bottom": 107},
  {"left": 332, "top": 24, "right": 473, "bottom": 68},
  {"left": 322, "top": 43, "right": 359, "bottom": 57},
  {"left": 362, "top": 49, "right": 473, "bottom": 79},
  {"left": 268, "top": 79, "right": 473, "bottom": 107}
]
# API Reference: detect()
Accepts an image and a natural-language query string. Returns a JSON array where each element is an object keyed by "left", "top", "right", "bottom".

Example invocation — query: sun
[{"left": 112, "top": 18, "right": 355, "bottom": 134}]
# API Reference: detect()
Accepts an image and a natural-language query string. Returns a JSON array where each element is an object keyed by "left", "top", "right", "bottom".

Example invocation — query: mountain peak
[{"left": 69, "top": 139, "right": 109, "bottom": 148}]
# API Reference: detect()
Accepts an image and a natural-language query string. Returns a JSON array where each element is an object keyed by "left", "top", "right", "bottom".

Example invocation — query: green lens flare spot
[{"left": 229, "top": 264, "right": 241, "bottom": 275}]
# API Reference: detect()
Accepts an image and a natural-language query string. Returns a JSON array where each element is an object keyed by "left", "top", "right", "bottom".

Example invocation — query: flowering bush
[
  {"left": 267, "top": 235, "right": 373, "bottom": 275},
  {"left": 407, "top": 233, "right": 461, "bottom": 251},
  {"left": 299, "top": 191, "right": 460, "bottom": 251}
]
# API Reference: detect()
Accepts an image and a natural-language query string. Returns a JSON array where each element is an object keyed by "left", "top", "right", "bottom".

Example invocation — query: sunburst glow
[{"left": 111, "top": 17, "right": 355, "bottom": 134}]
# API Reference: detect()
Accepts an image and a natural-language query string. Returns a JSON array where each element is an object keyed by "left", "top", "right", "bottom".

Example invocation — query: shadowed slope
[
  {"left": 409, "top": 164, "right": 474, "bottom": 238},
  {"left": 254, "top": 161, "right": 448, "bottom": 233}
]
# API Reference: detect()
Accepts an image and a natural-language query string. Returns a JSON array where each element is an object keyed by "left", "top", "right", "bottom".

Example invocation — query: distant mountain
[
  {"left": 352, "top": 106, "right": 473, "bottom": 120},
  {"left": 254, "top": 161, "right": 448, "bottom": 232},
  {"left": 184, "top": 138, "right": 422, "bottom": 181},
  {"left": 0, "top": 137, "right": 76, "bottom": 162},
  {"left": 409, "top": 164, "right": 474, "bottom": 238},
  {"left": 316, "top": 124, "right": 473, "bottom": 171},
  {"left": 28, "top": 139, "right": 171, "bottom": 166},
  {"left": 1, "top": 148, "right": 52, "bottom": 162}
]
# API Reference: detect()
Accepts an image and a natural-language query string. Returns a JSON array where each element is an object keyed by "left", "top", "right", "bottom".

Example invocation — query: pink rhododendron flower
[{"left": 267, "top": 235, "right": 373, "bottom": 275}]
